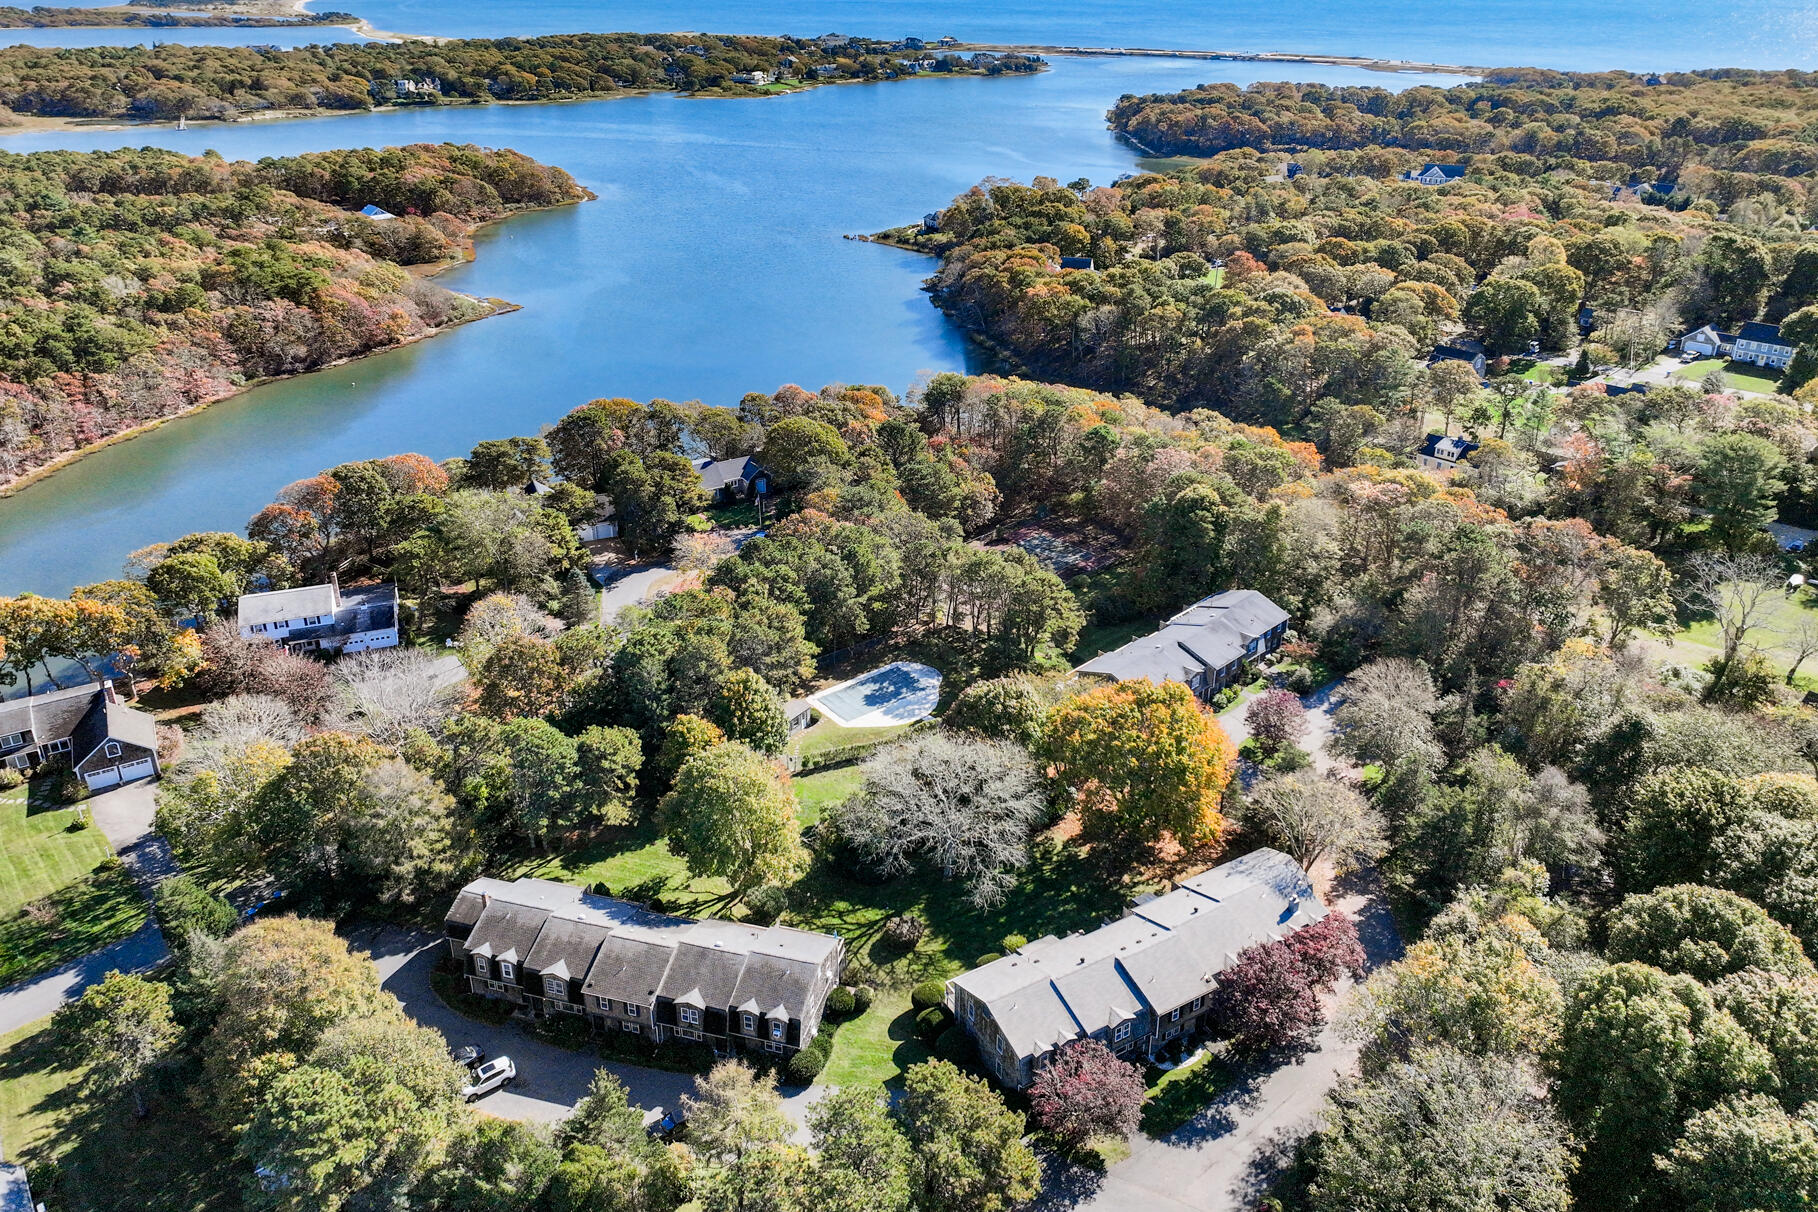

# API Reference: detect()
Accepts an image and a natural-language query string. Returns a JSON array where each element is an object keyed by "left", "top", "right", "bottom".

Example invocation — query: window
[
  {"left": 104, "top": 742, "right": 121, "bottom": 759},
  {"left": 473, "top": 955, "right": 490, "bottom": 977},
  {"left": 765, "top": 1041, "right": 785, "bottom": 1053},
  {"left": 742, "top": 1013, "right": 756, "bottom": 1033},
  {"left": 544, "top": 975, "right": 567, "bottom": 998},
  {"left": 44, "top": 738, "right": 70, "bottom": 754},
  {"left": 0, "top": 732, "right": 23, "bottom": 749},
  {"left": 498, "top": 961, "right": 515, "bottom": 982},
  {"left": 1192, "top": 996, "right": 1205, "bottom": 1011},
  {"left": 251, "top": 624, "right": 267, "bottom": 634},
  {"left": 679, "top": 1007, "right": 701, "bottom": 1026},
  {"left": 770, "top": 1021, "right": 785, "bottom": 1041},
  {"left": 1170, "top": 1007, "right": 1181, "bottom": 1023},
  {"left": 594, "top": 997, "right": 613, "bottom": 1013},
  {"left": 1113, "top": 1020, "right": 1131, "bottom": 1042},
  {"left": 622, "top": 1022, "right": 640, "bottom": 1035},
  {"left": 626, "top": 1004, "right": 641, "bottom": 1018}
]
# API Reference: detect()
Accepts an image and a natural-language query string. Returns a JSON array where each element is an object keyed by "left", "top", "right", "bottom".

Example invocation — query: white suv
[{"left": 462, "top": 1056, "right": 516, "bottom": 1101}]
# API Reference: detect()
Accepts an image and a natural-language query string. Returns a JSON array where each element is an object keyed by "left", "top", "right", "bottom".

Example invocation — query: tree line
[
  {"left": 0, "top": 142, "right": 584, "bottom": 488},
  {"left": 0, "top": 32, "right": 1042, "bottom": 123}
]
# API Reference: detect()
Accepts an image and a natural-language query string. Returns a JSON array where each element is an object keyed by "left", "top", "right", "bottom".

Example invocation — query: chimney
[
  {"left": 101, "top": 679, "right": 117, "bottom": 705},
  {"left": 481, "top": 892, "right": 490, "bottom": 907},
  {"left": 329, "top": 571, "right": 341, "bottom": 606}
]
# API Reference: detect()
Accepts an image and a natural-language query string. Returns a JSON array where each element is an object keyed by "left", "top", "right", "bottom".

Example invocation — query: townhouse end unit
[
  {"left": 947, "top": 849, "right": 1326, "bottom": 1089},
  {"left": 443, "top": 877, "right": 845, "bottom": 1059}
]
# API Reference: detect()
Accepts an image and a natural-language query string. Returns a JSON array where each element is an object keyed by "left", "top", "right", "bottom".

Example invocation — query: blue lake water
[
  {"left": 311, "top": 0, "right": 1818, "bottom": 71},
  {"left": 0, "top": 57, "right": 1463, "bottom": 595}
]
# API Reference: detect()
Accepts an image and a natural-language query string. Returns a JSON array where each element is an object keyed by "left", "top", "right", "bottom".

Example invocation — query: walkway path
[{"left": 0, "top": 781, "right": 174, "bottom": 1035}]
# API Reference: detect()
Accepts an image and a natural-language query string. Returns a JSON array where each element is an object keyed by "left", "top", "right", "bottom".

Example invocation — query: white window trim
[
  {"left": 1170, "top": 1007, "right": 1181, "bottom": 1023},
  {"left": 543, "top": 975, "right": 567, "bottom": 998},
  {"left": 625, "top": 1004, "right": 641, "bottom": 1018},
  {"left": 1113, "top": 1020, "right": 1132, "bottom": 1042},
  {"left": 770, "top": 1020, "right": 785, "bottom": 1040},
  {"left": 622, "top": 1021, "right": 640, "bottom": 1034},
  {"left": 679, "top": 1007, "right": 701, "bottom": 1025},
  {"left": 0, "top": 731, "right": 23, "bottom": 748},
  {"left": 498, "top": 961, "right": 515, "bottom": 981},
  {"left": 742, "top": 1013, "right": 756, "bottom": 1033},
  {"left": 104, "top": 742, "right": 121, "bottom": 759},
  {"left": 473, "top": 955, "right": 490, "bottom": 977}
]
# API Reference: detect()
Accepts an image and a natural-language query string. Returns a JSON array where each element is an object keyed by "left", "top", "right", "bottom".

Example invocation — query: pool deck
[{"left": 806, "top": 660, "right": 941, "bottom": 728}]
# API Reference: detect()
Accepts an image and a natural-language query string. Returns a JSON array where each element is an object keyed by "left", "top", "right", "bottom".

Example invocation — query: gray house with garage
[
  {"left": 443, "top": 876, "right": 845, "bottom": 1058},
  {"left": 0, "top": 681, "right": 160, "bottom": 791},
  {"left": 947, "top": 849, "right": 1326, "bottom": 1089},
  {"left": 1076, "top": 589, "right": 1290, "bottom": 700}
]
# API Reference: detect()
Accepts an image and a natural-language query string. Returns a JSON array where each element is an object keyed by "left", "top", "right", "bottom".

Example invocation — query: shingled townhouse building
[
  {"left": 946, "top": 849, "right": 1326, "bottom": 1089},
  {"left": 443, "top": 877, "right": 844, "bottom": 1058}
]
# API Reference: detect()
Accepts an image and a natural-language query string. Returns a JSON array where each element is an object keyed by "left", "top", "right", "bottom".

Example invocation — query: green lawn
[
  {"left": 1675, "top": 583, "right": 1817, "bottom": 678},
  {"left": 1071, "top": 617, "right": 1155, "bottom": 666},
  {"left": 1141, "top": 1048, "right": 1236, "bottom": 1137},
  {"left": 0, "top": 1018, "right": 237, "bottom": 1212},
  {"left": 792, "top": 765, "right": 863, "bottom": 828},
  {"left": 791, "top": 719, "right": 916, "bottom": 768},
  {"left": 0, "top": 786, "right": 147, "bottom": 984},
  {"left": 1673, "top": 358, "right": 1786, "bottom": 394},
  {"left": 512, "top": 771, "right": 1142, "bottom": 1087}
]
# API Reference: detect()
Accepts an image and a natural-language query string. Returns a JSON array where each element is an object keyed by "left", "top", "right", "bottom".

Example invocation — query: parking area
[{"left": 354, "top": 924, "right": 698, "bottom": 1124}]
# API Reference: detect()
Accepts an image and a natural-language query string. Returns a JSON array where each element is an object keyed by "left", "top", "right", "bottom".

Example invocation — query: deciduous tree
[
  {"left": 1027, "top": 1039, "right": 1145, "bottom": 1149},
  {"left": 659, "top": 743, "right": 808, "bottom": 895}
]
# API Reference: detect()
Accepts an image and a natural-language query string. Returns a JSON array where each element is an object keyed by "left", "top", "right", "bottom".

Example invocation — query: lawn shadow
[{"left": 1030, "top": 1150, "right": 1110, "bottom": 1210}]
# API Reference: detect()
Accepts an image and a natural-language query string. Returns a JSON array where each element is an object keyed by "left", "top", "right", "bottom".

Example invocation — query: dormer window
[
  {"left": 104, "top": 742, "right": 121, "bottom": 758},
  {"left": 680, "top": 1007, "right": 701, "bottom": 1026},
  {"left": 544, "top": 975, "right": 567, "bottom": 998},
  {"left": 770, "top": 1020, "right": 785, "bottom": 1041},
  {"left": 742, "top": 1013, "right": 756, "bottom": 1033},
  {"left": 626, "top": 1004, "right": 641, "bottom": 1018},
  {"left": 1113, "top": 1020, "right": 1132, "bottom": 1042},
  {"left": 473, "top": 955, "right": 490, "bottom": 977},
  {"left": 498, "top": 961, "right": 515, "bottom": 982}
]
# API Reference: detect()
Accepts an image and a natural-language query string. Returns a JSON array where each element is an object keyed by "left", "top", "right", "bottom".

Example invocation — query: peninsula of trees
[
  {"left": 0, "top": 33, "right": 1045, "bottom": 123},
  {"left": 0, "top": 143, "right": 585, "bottom": 488},
  {"left": 0, "top": 6, "right": 355, "bottom": 29}
]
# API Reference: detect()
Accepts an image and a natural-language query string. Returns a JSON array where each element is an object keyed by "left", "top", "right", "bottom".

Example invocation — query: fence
[{"left": 787, "top": 720, "right": 936, "bottom": 773}]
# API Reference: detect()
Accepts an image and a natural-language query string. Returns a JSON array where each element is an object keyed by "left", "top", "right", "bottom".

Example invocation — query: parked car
[
  {"left": 450, "top": 1045, "right": 485, "bottom": 1070},
  {"left": 643, "top": 1106, "right": 686, "bottom": 1142},
  {"left": 462, "top": 1057, "right": 516, "bottom": 1101}
]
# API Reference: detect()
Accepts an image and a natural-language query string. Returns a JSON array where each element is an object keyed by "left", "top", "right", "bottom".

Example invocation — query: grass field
[
  {"left": 1675, "top": 583, "right": 1818, "bottom": 680},
  {"left": 0, "top": 1018, "right": 237, "bottom": 1212},
  {"left": 1141, "top": 1048, "right": 1235, "bottom": 1137},
  {"left": 511, "top": 765, "right": 1141, "bottom": 1087},
  {"left": 0, "top": 786, "right": 147, "bottom": 984},
  {"left": 1673, "top": 358, "right": 1785, "bottom": 394}
]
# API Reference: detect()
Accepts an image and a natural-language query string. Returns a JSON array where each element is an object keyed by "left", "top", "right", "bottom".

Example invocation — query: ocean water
[
  {"left": 0, "top": 56, "right": 1460, "bottom": 595},
  {"left": 312, "top": 0, "right": 1818, "bottom": 71}
]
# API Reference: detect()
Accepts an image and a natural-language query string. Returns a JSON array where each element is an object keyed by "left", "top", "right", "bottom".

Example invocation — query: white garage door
[
  {"left": 84, "top": 766, "right": 121, "bottom": 791},
  {"left": 118, "top": 757, "right": 155, "bottom": 782}
]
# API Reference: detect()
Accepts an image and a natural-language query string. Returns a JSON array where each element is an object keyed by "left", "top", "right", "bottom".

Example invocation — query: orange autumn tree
[{"left": 1037, "top": 678, "right": 1236, "bottom": 849}]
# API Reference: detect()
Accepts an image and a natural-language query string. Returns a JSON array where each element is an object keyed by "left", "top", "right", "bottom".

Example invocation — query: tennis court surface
[{"left": 808, "top": 661, "right": 942, "bottom": 728}]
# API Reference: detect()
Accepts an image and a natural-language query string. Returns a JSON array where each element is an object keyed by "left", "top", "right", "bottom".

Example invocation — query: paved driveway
[
  {"left": 1040, "top": 867, "right": 1402, "bottom": 1212},
  {"left": 0, "top": 779, "right": 173, "bottom": 1035},
  {"left": 355, "top": 924, "right": 698, "bottom": 1124}
]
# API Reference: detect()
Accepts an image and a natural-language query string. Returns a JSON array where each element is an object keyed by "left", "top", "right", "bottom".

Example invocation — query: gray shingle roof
[
  {"left": 236, "top": 583, "right": 339, "bottom": 628},
  {"left": 1737, "top": 320, "right": 1791, "bottom": 347},
  {"left": 693, "top": 456, "right": 762, "bottom": 494},
  {"left": 1077, "top": 590, "right": 1287, "bottom": 686},
  {"left": 949, "top": 849, "right": 1325, "bottom": 1062},
  {"left": 0, "top": 682, "right": 106, "bottom": 748}
]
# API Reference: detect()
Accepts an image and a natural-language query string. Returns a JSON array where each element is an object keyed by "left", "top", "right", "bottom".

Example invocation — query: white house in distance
[
  {"left": 235, "top": 579, "right": 400, "bottom": 655},
  {"left": 1406, "top": 163, "right": 1467, "bottom": 185},
  {"left": 1417, "top": 432, "right": 1480, "bottom": 474}
]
